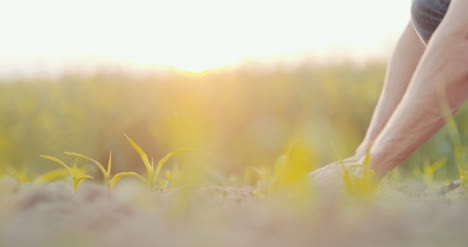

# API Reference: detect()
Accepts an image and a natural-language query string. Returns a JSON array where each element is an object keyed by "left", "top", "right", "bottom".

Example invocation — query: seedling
[
  {"left": 2, "top": 165, "right": 74, "bottom": 185},
  {"left": 340, "top": 147, "right": 377, "bottom": 197},
  {"left": 154, "top": 170, "right": 176, "bottom": 192},
  {"left": 125, "top": 134, "right": 189, "bottom": 191},
  {"left": 34, "top": 167, "right": 71, "bottom": 185},
  {"left": 40, "top": 155, "right": 93, "bottom": 191},
  {"left": 2, "top": 166, "right": 31, "bottom": 184},
  {"left": 439, "top": 89, "right": 466, "bottom": 186},
  {"left": 65, "top": 152, "right": 145, "bottom": 191},
  {"left": 250, "top": 141, "right": 315, "bottom": 195},
  {"left": 422, "top": 158, "right": 447, "bottom": 187}
]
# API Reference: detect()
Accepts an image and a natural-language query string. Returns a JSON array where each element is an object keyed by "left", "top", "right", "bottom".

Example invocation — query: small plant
[
  {"left": 388, "top": 167, "right": 401, "bottom": 182},
  {"left": 34, "top": 167, "right": 72, "bottom": 185},
  {"left": 2, "top": 166, "right": 31, "bottom": 184},
  {"left": 40, "top": 155, "right": 94, "bottom": 191},
  {"left": 125, "top": 134, "right": 189, "bottom": 191},
  {"left": 340, "top": 147, "right": 377, "bottom": 197},
  {"left": 2, "top": 165, "right": 74, "bottom": 185},
  {"left": 422, "top": 158, "right": 447, "bottom": 187},
  {"left": 155, "top": 170, "right": 177, "bottom": 192},
  {"left": 440, "top": 91, "right": 466, "bottom": 186},
  {"left": 251, "top": 141, "right": 315, "bottom": 196},
  {"left": 65, "top": 152, "right": 144, "bottom": 191}
]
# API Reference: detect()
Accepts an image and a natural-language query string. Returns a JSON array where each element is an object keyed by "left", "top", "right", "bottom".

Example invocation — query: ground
[{"left": 1, "top": 177, "right": 468, "bottom": 247}]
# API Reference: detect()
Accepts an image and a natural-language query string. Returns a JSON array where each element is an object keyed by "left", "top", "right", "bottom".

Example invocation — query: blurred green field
[{"left": 0, "top": 61, "right": 466, "bottom": 181}]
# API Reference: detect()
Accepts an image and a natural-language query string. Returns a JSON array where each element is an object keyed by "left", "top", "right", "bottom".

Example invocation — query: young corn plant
[
  {"left": 64, "top": 152, "right": 144, "bottom": 191},
  {"left": 155, "top": 170, "right": 177, "bottom": 192},
  {"left": 388, "top": 167, "right": 401, "bottom": 182},
  {"left": 445, "top": 109, "right": 466, "bottom": 186},
  {"left": 447, "top": 116, "right": 468, "bottom": 188},
  {"left": 2, "top": 166, "right": 31, "bottom": 184},
  {"left": 340, "top": 147, "right": 377, "bottom": 198},
  {"left": 40, "top": 155, "right": 93, "bottom": 191},
  {"left": 422, "top": 158, "right": 447, "bottom": 188},
  {"left": 125, "top": 134, "right": 189, "bottom": 191},
  {"left": 34, "top": 167, "right": 72, "bottom": 185},
  {"left": 439, "top": 86, "right": 466, "bottom": 186},
  {"left": 250, "top": 141, "right": 315, "bottom": 196},
  {"left": 2, "top": 165, "right": 75, "bottom": 185}
]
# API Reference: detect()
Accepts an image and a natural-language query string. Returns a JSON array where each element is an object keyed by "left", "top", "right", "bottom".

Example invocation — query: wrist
[{"left": 368, "top": 145, "right": 405, "bottom": 179}]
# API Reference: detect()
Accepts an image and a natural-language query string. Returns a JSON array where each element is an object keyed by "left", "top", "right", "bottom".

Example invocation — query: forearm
[
  {"left": 357, "top": 23, "right": 425, "bottom": 154},
  {"left": 369, "top": 21, "right": 468, "bottom": 178}
]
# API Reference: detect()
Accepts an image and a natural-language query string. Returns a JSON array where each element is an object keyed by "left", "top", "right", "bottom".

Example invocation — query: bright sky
[{"left": 0, "top": 0, "right": 410, "bottom": 76}]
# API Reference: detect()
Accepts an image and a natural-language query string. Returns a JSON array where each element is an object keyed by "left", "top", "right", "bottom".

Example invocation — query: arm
[
  {"left": 309, "top": 22, "right": 426, "bottom": 184},
  {"left": 310, "top": 0, "right": 468, "bottom": 185},
  {"left": 352, "top": 22, "right": 426, "bottom": 159},
  {"left": 369, "top": 0, "right": 468, "bottom": 178}
]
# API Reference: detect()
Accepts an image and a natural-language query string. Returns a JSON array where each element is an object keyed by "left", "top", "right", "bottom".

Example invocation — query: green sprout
[
  {"left": 2, "top": 165, "right": 73, "bottom": 185},
  {"left": 40, "top": 155, "right": 94, "bottom": 191},
  {"left": 250, "top": 141, "right": 315, "bottom": 196},
  {"left": 64, "top": 152, "right": 144, "bottom": 191},
  {"left": 2, "top": 166, "right": 31, "bottom": 184},
  {"left": 34, "top": 167, "right": 72, "bottom": 185},
  {"left": 155, "top": 170, "right": 177, "bottom": 192},
  {"left": 439, "top": 87, "right": 466, "bottom": 186},
  {"left": 340, "top": 147, "right": 377, "bottom": 197},
  {"left": 422, "top": 158, "right": 447, "bottom": 187},
  {"left": 125, "top": 134, "right": 189, "bottom": 191}
]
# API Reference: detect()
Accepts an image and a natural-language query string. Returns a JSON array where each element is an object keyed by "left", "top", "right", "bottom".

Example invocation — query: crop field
[{"left": 1, "top": 61, "right": 468, "bottom": 246}]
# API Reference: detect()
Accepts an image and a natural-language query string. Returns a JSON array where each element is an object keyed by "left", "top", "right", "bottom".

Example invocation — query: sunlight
[{"left": 0, "top": 0, "right": 410, "bottom": 75}]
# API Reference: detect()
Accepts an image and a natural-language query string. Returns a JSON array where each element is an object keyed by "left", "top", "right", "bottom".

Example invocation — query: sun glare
[{"left": 0, "top": 0, "right": 409, "bottom": 75}]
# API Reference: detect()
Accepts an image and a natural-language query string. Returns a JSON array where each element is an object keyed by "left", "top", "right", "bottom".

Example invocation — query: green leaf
[
  {"left": 107, "top": 152, "right": 112, "bottom": 175},
  {"left": 73, "top": 175, "right": 94, "bottom": 191},
  {"left": 154, "top": 149, "right": 189, "bottom": 184},
  {"left": 40, "top": 155, "right": 71, "bottom": 170},
  {"left": 4, "top": 166, "right": 31, "bottom": 183},
  {"left": 65, "top": 152, "right": 108, "bottom": 178},
  {"left": 152, "top": 179, "right": 168, "bottom": 191},
  {"left": 34, "top": 168, "right": 69, "bottom": 184},
  {"left": 165, "top": 170, "right": 174, "bottom": 181},
  {"left": 430, "top": 158, "right": 447, "bottom": 173},
  {"left": 124, "top": 134, "right": 154, "bottom": 180},
  {"left": 109, "top": 172, "right": 147, "bottom": 190}
]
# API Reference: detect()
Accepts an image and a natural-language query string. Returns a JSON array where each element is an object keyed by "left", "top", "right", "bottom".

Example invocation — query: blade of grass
[
  {"left": 65, "top": 152, "right": 108, "bottom": 177},
  {"left": 153, "top": 149, "right": 190, "bottom": 185},
  {"left": 34, "top": 168, "right": 69, "bottom": 185},
  {"left": 107, "top": 152, "right": 112, "bottom": 175},
  {"left": 40, "top": 155, "right": 71, "bottom": 170},
  {"left": 124, "top": 134, "right": 154, "bottom": 178}
]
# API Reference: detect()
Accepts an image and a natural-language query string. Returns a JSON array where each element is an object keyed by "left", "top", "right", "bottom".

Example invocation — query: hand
[
  {"left": 353, "top": 141, "right": 372, "bottom": 161},
  {"left": 308, "top": 158, "right": 364, "bottom": 192}
]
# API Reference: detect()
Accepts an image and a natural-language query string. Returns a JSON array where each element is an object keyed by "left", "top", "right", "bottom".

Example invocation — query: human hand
[
  {"left": 353, "top": 141, "right": 372, "bottom": 162},
  {"left": 307, "top": 158, "right": 364, "bottom": 192}
]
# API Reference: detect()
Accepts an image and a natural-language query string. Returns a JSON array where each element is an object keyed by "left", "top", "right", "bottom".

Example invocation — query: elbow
[
  {"left": 411, "top": 0, "right": 468, "bottom": 111},
  {"left": 422, "top": 38, "right": 468, "bottom": 112},
  {"left": 447, "top": 51, "right": 468, "bottom": 85},
  {"left": 428, "top": 34, "right": 468, "bottom": 86}
]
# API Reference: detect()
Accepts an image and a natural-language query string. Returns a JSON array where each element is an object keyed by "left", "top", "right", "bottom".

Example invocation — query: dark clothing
[{"left": 411, "top": 0, "right": 451, "bottom": 43}]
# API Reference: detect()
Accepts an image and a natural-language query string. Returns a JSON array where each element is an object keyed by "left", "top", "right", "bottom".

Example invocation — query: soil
[{"left": 1, "top": 178, "right": 467, "bottom": 247}]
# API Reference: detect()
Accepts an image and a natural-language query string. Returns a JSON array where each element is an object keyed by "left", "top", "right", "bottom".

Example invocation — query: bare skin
[
  {"left": 310, "top": 0, "right": 468, "bottom": 186},
  {"left": 347, "top": 22, "right": 426, "bottom": 162}
]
